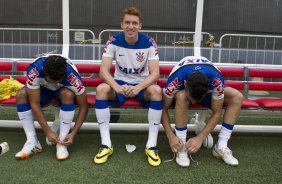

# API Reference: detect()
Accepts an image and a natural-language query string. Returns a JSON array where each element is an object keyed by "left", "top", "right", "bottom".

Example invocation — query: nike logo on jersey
[
  {"left": 154, "top": 123, "right": 161, "bottom": 125},
  {"left": 118, "top": 54, "right": 125, "bottom": 56}
]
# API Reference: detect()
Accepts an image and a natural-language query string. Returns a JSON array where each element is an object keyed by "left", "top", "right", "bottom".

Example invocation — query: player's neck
[{"left": 125, "top": 36, "right": 138, "bottom": 45}]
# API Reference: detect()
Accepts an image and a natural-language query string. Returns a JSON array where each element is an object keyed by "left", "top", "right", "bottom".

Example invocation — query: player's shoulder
[
  {"left": 138, "top": 33, "right": 156, "bottom": 47},
  {"left": 29, "top": 56, "right": 46, "bottom": 70},
  {"left": 110, "top": 32, "right": 124, "bottom": 45}
]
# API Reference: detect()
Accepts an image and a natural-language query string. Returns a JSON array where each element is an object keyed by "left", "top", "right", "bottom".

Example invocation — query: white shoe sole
[
  {"left": 56, "top": 154, "right": 69, "bottom": 160},
  {"left": 176, "top": 160, "right": 190, "bottom": 167},
  {"left": 212, "top": 149, "right": 239, "bottom": 166},
  {"left": 203, "top": 134, "right": 213, "bottom": 148}
]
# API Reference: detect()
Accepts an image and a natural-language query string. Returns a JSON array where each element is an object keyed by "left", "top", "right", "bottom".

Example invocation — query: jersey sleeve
[
  {"left": 102, "top": 37, "right": 116, "bottom": 58},
  {"left": 163, "top": 75, "right": 184, "bottom": 98},
  {"left": 148, "top": 38, "right": 159, "bottom": 61},
  {"left": 210, "top": 77, "right": 225, "bottom": 100},
  {"left": 65, "top": 72, "right": 85, "bottom": 96},
  {"left": 26, "top": 65, "right": 41, "bottom": 89}
]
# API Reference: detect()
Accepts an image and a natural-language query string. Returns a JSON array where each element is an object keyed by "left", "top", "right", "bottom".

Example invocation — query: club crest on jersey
[
  {"left": 164, "top": 78, "right": 182, "bottom": 96},
  {"left": 27, "top": 68, "right": 39, "bottom": 85},
  {"left": 211, "top": 77, "right": 224, "bottom": 96},
  {"left": 136, "top": 51, "right": 145, "bottom": 62},
  {"left": 67, "top": 73, "right": 84, "bottom": 92}
]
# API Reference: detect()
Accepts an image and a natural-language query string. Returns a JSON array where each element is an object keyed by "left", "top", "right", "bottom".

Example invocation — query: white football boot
[
  {"left": 176, "top": 146, "right": 190, "bottom": 167},
  {"left": 15, "top": 141, "right": 42, "bottom": 159},
  {"left": 0, "top": 142, "right": 9, "bottom": 156},
  {"left": 191, "top": 116, "right": 214, "bottom": 149},
  {"left": 56, "top": 143, "right": 69, "bottom": 160},
  {"left": 212, "top": 144, "right": 239, "bottom": 166},
  {"left": 46, "top": 119, "right": 60, "bottom": 146}
]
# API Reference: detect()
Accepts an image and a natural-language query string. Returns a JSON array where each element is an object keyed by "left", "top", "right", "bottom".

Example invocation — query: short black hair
[
  {"left": 186, "top": 71, "right": 209, "bottom": 101},
  {"left": 43, "top": 55, "right": 67, "bottom": 81}
]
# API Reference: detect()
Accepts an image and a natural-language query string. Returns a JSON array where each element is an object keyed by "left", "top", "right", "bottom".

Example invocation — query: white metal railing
[
  {"left": 218, "top": 33, "right": 282, "bottom": 64},
  {"left": 1, "top": 120, "right": 282, "bottom": 133},
  {"left": 2, "top": 29, "right": 282, "bottom": 64},
  {"left": 0, "top": 28, "right": 96, "bottom": 59},
  {"left": 0, "top": 28, "right": 95, "bottom": 44},
  {"left": 98, "top": 29, "right": 213, "bottom": 61}
]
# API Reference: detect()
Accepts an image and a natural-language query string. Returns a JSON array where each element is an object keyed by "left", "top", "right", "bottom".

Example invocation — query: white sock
[
  {"left": 175, "top": 127, "right": 187, "bottom": 144},
  {"left": 59, "top": 109, "right": 74, "bottom": 141},
  {"left": 17, "top": 110, "right": 38, "bottom": 145},
  {"left": 146, "top": 108, "right": 162, "bottom": 148},
  {"left": 217, "top": 126, "right": 232, "bottom": 149},
  {"left": 95, "top": 108, "right": 111, "bottom": 147}
]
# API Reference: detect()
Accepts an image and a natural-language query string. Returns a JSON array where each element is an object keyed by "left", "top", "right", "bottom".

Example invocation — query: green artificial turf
[{"left": 0, "top": 128, "right": 281, "bottom": 184}]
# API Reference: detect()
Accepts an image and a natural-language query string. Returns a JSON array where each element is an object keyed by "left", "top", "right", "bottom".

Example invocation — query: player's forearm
[
  {"left": 161, "top": 109, "right": 175, "bottom": 139},
  {"left": 72, "top": 106, "right": 88, "bottom": 135},
  {"left": 136, "top": 73, "right": 159, "bottom": 90},
  {"left": 100, "top": 70, "right": 120, "bottom": 90},
  {"left": 30, "top": 104, "right": 51, "bottom": 134}
]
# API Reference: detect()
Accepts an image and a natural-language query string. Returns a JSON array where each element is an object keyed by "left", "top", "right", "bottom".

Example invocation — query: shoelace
[
  {"left": 152, "top": 149, "right": 158, "bottom": 156},
  {"left": 148, "top": 147, "right": 158, "bottom": 156},
  {"left": 98, "top": 145, "right": 109, "bottom": 153},
  {"left": 164, "top": 152, "right": 199, "bottom": 165},
  {"left": 223, "top": 147, "right": 232, "bottom": 157}
]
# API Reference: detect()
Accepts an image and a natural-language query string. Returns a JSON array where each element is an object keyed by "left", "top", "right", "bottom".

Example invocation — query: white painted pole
[
  {"left": 194, "top": 0, "right": 204, "bottom": 57},
  {"left": 62, "top": 0, "right": 70, "bottom": 57},
  {"left": 1, "top": 120, "right": 282, "bottom": 133}
]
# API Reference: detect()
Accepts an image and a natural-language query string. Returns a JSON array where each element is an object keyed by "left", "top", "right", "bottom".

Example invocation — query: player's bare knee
[
  {"left": 227, "top": 91, "right": 243, "bottom": 108},
  {"left": 233, "top": 91, "right": 244, "bottom": 105},
  {"left": 60, "top": 88, "right": 75, "bottom": 102},
  {"left": 16, "top": 88, "right": 28, "bottom": 102},
  {"left": 16, "top": 88, "right": 28, "bottom": 104},
  {"left": 16, "top": 89, "right": 26, "bottom": 98},
  {"left": 96, "top": 83, "right": 111, "bottom": 99},
  {"left": 146, "top": 85, "right": 162, "bottom": 100},
  {"left": 174, "top": 91, "right": 188, "bottom": 108},
  {"left": 175, "top": 90, "right": 186, "bottom": 101}
]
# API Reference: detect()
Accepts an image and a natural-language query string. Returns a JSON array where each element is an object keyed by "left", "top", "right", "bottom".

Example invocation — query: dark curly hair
[
  {"left": 186, "top": 71, "right": 209, "bottom": 101},
  {"left": 43, "top": 55, "right": 67, "bottom": 81}
]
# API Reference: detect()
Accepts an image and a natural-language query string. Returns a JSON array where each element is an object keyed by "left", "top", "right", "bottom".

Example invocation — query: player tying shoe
[
  {"left": 93, "top": 7, "right": 163, "bottom": 166},
  {"left": 15, "top": 55, "right": 88, "bottom": 160},
  {"left": 162, "top": 56, "right": 243, "bottom": 167}
]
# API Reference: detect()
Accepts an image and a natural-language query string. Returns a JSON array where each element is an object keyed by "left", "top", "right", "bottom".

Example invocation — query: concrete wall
[{"left": 1, "top": 0, "right": 282, "bottom": 35}]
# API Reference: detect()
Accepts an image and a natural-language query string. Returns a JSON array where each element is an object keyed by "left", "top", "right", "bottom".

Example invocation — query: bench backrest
[
  {"left": 249, "top": 68, "right": 282, "bottom": 91},
  {"left": 11, "top": 62, "right": 246, "bottom": 91},
  {"left": 0, "top": 62, "right": 13, "bottom": 81}
]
